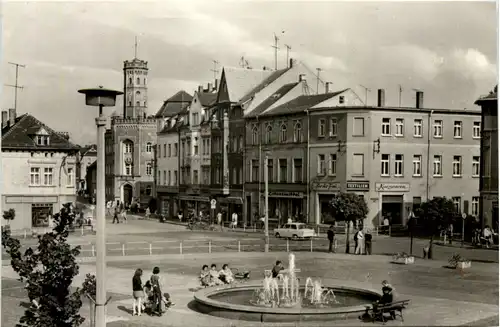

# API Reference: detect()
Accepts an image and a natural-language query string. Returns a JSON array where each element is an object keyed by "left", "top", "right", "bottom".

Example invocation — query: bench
[{"left": 370, "top": 300, "right": 410, "bottom": 324}]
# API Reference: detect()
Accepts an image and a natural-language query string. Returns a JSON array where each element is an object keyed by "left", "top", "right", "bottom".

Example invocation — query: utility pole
[
  {"left": 6, "top": 62, "right": 26, "bottom": 112},
  {"left": 285, "top": 44, "right": 291, "bottom": 67},
  {"left": 359, "top": 85, "right": 371, "bottom": 106},
  {"left": 398, "top": 85, "right": 403, "bottom": 107},
  {"left": 316, "top": 68, "right": 322, "bottom": 95},
  {"left": 211, "top": 60, "right": 219, "bottom": 80},
  {"left": 264, "top": 152, "right": 270, "bottom": 253},
  {"left": 271, "top": 33, "right": 280, "bottom": 70}
]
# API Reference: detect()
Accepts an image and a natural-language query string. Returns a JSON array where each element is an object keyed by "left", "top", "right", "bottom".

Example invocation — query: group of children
[
  {"left": 199, "top": 264, "right": 235, "bottom": 287},
  {"left": 132, "top": 267, "right": 175, "bottom": 317}
]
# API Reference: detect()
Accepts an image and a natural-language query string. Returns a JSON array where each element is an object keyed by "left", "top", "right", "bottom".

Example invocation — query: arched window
[
  {"left": 136, "top": 91, "right": 140, "bottom": 96},
  {"left": 252, "top": 126, "right": 259, "bottom": 145},
  {"left": 129, "top": 77, "right": 132, "bottom": 85},
  {"left": 125, "top": 163, "right": 133, "bottom": 176},
  {"left": 136, "top": 101, "right": 140, "bottom": 107},
  {"left": 239, "top": 135, "right": 243, "bottom": 150},
  {"left": 280, "top": 124, "right": 287, "bottom": 143},
  {"left": 146, "top": 142, "right": 152, "bottom": 153},
  {"left": 144, "top": 78, "right": 147, "bottom": 85},
  {"left": 136, "top": 77, "right": 140, "bottom": 85},
  {"left": 146, "top": 162, "right": 152, "bottom": 175},
  {"left": 265, "top": 125, "right": 273, "bottom": 144},
  {"left": 294, "top": 122, "right": 302, "bottom": 143},
  {"left": 123, "top": 140, "right": 133, "bottom": 153},
  {"left": 145, "top": 185, "right": 152, "bottom": 196}
]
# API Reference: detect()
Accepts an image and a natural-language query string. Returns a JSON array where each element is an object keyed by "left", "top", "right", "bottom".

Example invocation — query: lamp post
[
  {"left": 78, "top": 86, "right": 123, "bottom": 327},
  {"left": 264, "top": 152, "right": 270, "bottom": 253}
]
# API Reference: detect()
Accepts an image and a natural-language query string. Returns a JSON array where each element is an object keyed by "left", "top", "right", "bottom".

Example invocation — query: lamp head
[{"left": 78, "top": 86, "right": 123, "bottom": 107}]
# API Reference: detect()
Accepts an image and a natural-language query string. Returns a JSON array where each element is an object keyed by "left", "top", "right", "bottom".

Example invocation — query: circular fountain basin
[{"left": 193, "top": 282, "right": 382, "bottom": 322}]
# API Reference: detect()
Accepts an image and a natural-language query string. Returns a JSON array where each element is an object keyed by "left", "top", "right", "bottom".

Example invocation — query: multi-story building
[
  {"left": 1, "top": 109, "right": 79, "bottom": 231},
  {"left": 475, "top": 86, "right": 498, "bottom": 230},
  {"left": 104, "top": 55, "right": 157, "bottom": 207},
  {"left": 75, "top": 145, "right": 97, "bottom": 194},
  {"left": 308, "top": 90, "right": 481, "bottom": 227}
]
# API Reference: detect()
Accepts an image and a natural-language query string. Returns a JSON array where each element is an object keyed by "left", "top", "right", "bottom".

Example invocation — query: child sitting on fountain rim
[
  {"left": 272, "top": 260, "right": 285, "bottom": 279},
  {"left": 219, "top": 264, "right": 235, "bottom": 284},
  {"left": 210, "top": 264, "right": 224, "bottom": 285}
]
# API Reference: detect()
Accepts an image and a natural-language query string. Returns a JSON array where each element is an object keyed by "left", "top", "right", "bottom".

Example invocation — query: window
[
  {"left": 433, "top": 155, "right": 442, "bottom": 176},
  {"left": 412, "top": 155, "right": 422, "bottom": 176},
  {"left": 192, "top": 113, "right": 199, "bottom": 125},
  {"left": 381, "top": 154, "right": 390, "bottom": 176},
  {"left": 413, "top": 119, "right": 423, "bottom": 137},
  {"left": 239, "top": 136, "right": 243, "bottom": 151},
  {"left": 472, "top": 197, "right": 479, "bottom": 216},
  {"left": 194, "top": 143, "right": 199, "bottom": 155},
  {"left": 252, "top": 126, "right": 259, "bottom": 145},
  {"left": 267, "top": 158, "right": 274, "bottom": 182},
  {"left": 318, "top": 119, "right": 326, "bottom": 137},
  {"left": 136, "top": 101, "right": 140, "bottom": 107},
  {"left": 280, "top": 124, "right": 287, "bottom": 143},
  {"left": 382, "top": 118, "right": 391, "bottom": 136},
  {"left": 265, "top": 125, "right": 273, "bottom": 144},
  {"left": 146, "top": 162, "right": 152, "bottom": 176},
  {"left": 193, "top": 170, "right": 199, "bottom": 184},
  {"left": 124, "top": 142, "right": 133, "bottom": 153},
  {"left": 473, "top": 121, "right": 481, "bottom": 139},
  {"left": 294, "top": 122, "right": 302, "bottom": 142},
  {"left": 330, "top": 118, "right": 337, "bottom": 137},
  {"left": 452, "top": 156, "right": 462, "bottom": 177},
  {"left": 394, "top": 154, "right": 403, "bottom": 176},
  {"left": 293, "top": 159, "right": 302, "bottom": 183},
  {"left": 452, "top": 197, "right": 461, "bottom": 213},
  {"left": 129, "top": 77, "right": 132, "bottom": 85},
  {"left": 472, "top": 156, "right": 480, "bottom": 177},
  {"left": 36, "top": 135, "right": 50, "bottom": 146},
  {"left": 168, "top": 144, "right": 171, "bottom": 157},
  {"left": 453, "top": 121, "right": 462, "bottom": 138},
  {"left": 279, "top": 159, "right": 287, "bottom": 183},
  {"left": 352, "top": 154, "right": 364, "bottom": 176},
  {"left": 174, "top": 170, "right": 178, "bottom": 185},
  {"left": 395, "top": 119, "right": 404, "bottom": 136},
  {"left": 163, "top": 144, "right": 166, "bottom": 157},
  {"left": 136, "top": 77, "right": 140, "bottom": 85},
  {"left": 164, "top": 170, "right": 167, "bottom": 185},
  {"left": 125, "top": 163, "right": 132, "bottom": 176},
  {"left": 43, "top": 167, "right": 53, "bottom": 186},
  {"left": 66, "top": 167, "right": 74, "bottom": 186},
  {"left": 252, "top": 160, "right": 259, "bottom": 182},
  {"left": 353, "top": 117, "right": 364, "bottom": 136},
  {"left": 146, "top": 142, "right": 152, "bottom": 153},
  {"left": 329, "top": 154, "right": 337, "bottom": 176},
  {"left": 30, "top": 167, "right": 40, "bottom": 185},
  {"left": 433, "top": 120, "right": 443, "bottom": 138},
  {"left": 318, "top": 154, "right": 326, "bottom": 175},
  {"left": 173, "top": 143, "right": 178, "bottom": 157}
]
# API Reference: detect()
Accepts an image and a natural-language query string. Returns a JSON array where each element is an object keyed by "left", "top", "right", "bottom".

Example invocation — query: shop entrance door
[{"left": 381, "top": 195, "right": 404, "bottom": 225}]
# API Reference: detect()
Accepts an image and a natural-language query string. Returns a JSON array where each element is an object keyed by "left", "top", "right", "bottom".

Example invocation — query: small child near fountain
[
  {"left": 219, "top": 264, "right": 235, "bottom": 284},
  {"left": 200, "top": 265, "right": 212, "bottom": 287},
  {"left": 272, "top": 260, "right": 285, "bottom": 279},
  {"left": 210, "top": 264, "right": 224, "bottom": 285}
]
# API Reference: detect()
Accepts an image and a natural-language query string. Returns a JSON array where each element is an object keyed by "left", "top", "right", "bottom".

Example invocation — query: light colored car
[{"left": 274, "top": 223, "right": 316, "bottom": 240}]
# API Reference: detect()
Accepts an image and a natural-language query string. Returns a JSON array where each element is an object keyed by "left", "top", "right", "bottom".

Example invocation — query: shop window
[{"left": 32, "top": 203, "right": 53, "bottom": 227}]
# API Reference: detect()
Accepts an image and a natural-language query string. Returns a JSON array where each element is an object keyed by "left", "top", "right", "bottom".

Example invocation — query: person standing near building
[
  {"left": 327, "top": 225, "right": 335, "bottom": 253},
  {"left": 217, "top": 211, "right": 223, "bottom": 232},
  {"left": 231, "top": 212, "right": 238, "bottom": 230},
  {"left": 113, "top": 200, "right": 121, "bottom": 224},
  {"left": 355, "top": 228, "right": 364, "bottom": 255},
  {"left": 364, "top": 229, "right": 373, "bottom": 255},
  {"left": 120, "top": 201, "right": 127, "bottom": 224},
  {"left": 106, "top": 200, "right": 113, "bottom": 217}
]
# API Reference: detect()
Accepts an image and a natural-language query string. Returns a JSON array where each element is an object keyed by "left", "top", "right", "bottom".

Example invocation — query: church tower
[{"left": 123, "top": 47, "right": 148, "bottom": 118}]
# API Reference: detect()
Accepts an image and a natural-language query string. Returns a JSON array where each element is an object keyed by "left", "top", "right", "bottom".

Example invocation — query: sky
[{"left": 1, "top": 0, "right": 498, "bottom": 145}]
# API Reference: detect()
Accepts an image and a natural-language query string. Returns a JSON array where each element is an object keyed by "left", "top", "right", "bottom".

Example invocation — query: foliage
[
  {"left": 1, "top": 203, "right": 85, "bottom": 327},
  {"left": 448, "top": 253, "right": 468, "bottom": 267},
  {"left": 393, "top": 252, "right": 413, "bottom": 260},
  {"left": 329, "top": 193, "right": 368, "bottom": 222},
  {"left": 3, "top": 208, "right": 16, "bottom": 222},
  {"left": 418, "top": 197, "right": 460, "bottom": 233},
  {"left": 81, "top": 274, "right": 96, "bottom": 299}
]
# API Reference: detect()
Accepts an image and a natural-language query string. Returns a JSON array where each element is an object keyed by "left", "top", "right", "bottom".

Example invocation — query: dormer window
[{"left": 36, "top": 135, "right": 50, "bottom": 146}]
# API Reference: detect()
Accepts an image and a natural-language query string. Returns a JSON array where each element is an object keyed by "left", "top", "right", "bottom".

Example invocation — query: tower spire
[{"left": 134, "top": 36, "right": 138, "bottom": 59}]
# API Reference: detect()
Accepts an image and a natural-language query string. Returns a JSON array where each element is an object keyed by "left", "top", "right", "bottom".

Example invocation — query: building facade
[
  {"left": 76, "top": 145, "right": 97, "bottom": 194},
  {"left": 1, "top": 110, "right": 78, "bottom": 231},
  {"left": 475, "top": 87, "right": 498, "bottom": 230},
  {"left": 308, "top": 90, "right": 481, "bottom": 227}
]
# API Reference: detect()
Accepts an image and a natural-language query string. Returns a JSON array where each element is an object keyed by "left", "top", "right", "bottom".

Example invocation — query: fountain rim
[{"left": 193, "top": 281, "right": 382, "bottom": 315}]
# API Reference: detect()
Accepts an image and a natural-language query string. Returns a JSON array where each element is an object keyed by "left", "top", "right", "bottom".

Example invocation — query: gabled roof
[
  {"left": 260, "top": 90, "right": 348, "bottom": 117},
  {"left": 198, "top": 92, "right": 218, "bottom": 107},
  {"left": 238, "top": 68, "right": 290, "bottom": 104},
  {"left": 246, "top": 82, "right": 299, "bottom": 118},
  {"left": 223, "top": 67, "right": 274, "bottom": 103},
  {"left": 154, "top": 90, "right": 193, "bottom": 118},
  {"left": 2, "top": 113, "right": 79, "bottom": 151}
]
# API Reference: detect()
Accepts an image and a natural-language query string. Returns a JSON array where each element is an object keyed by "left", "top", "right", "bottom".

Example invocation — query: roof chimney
[
  {"left": 289, "top": 58, "right": 294, "bottom": 68},
  {"left": 325, "top": 82, "right": 332, "bottom": 94},
  {"left": 207, "top": 83, "right": 212, "bottom": 92},
  {"left": 8, "top": 108, "right": 16, "bottom": 127},
  {"left": 377, "top": 89, "right": 385, "bottom": 107},
  {"left": 214, "top": 79, "right": 218, "bottom": 92},
  {"left": 198, "top": 85, "right": 203, "bottom": 94},
  {"left": 299, "top": 74, "right": 306, "bottom": 82},
  {"left": 416, "top": 91, "right": 424, "bottom": 109},
  {"left": 2, "top": 111, "right": 8, "bottom": 128}
]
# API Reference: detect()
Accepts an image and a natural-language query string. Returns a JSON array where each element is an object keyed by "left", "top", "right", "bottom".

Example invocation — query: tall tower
[{"left": 123, "top": 57, "right": 148, "bottom": 118}]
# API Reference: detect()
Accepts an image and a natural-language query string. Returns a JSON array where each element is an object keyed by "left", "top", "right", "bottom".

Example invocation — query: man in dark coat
[{"left": 327, "top": 225, "right": 335, "bottom": 253}]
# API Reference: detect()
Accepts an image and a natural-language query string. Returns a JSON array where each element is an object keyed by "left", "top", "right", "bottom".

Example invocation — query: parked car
[{"left": 274, "top": 223, "right": 316, "bottom": 240}]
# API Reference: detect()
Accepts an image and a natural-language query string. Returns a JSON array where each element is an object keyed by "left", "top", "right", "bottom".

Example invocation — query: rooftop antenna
[
  {"left": 211, "top": 60, "right": 220, "bottom": 80},
  {"left": 134, "top": 36, "right": 138, "bottom": 59},
  {"left": 316, "top": 68, "right": 322, "bottom": 95},
  {"left": 6, "top": 62, "right": 26, "bottom": 112},
  {"left": 359, "top": 85, "right": 371, "bottom": 106},
  {"left": 285, "top": 44, "right": 292, "bottom": 67},
  {"left": 272, "top": 33, "right": 280, "bottom": 70},
  {"left": 239, "top": 56, "right": 251, "bottom": 69},
  {"left": 398, "top": 85, "right": 403, "bottom": 107}
]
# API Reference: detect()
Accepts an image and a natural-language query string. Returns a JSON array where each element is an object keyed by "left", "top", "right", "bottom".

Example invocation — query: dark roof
[
  {"left": 246, "top": 83, "right": 299, "bottom": 117},
  {"left": 239, "top": 68, "right": 290, "bottom": 104},
  {"left": 475, "top": 86, "right": 498, "bottom": 104},
  {"left": 2, "top": 113, "right": 79, "bottom": 151},
  {"left": 199, "top": 92, "right": 218, "bottom": 107},
  {"left": 260, "top": 90, "right": 348, "bottom": 117},
  {"left": 154, "top": 90, "right": 192, "bottom": 118}
]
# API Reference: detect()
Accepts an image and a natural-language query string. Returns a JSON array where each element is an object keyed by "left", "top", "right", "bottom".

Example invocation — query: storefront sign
[
  {"left": 312, "top": 182, "right": 340, "bottom": 192},
  {"left": 482, "top": 194, "right": 499, "bottom": 201},
  {"left": 179, "top": 195, "right": 210, "bottom": 202},
  {"left": 375, "top": 183, "right": 410, "bottom": 192},
  {"left": 346, "top": 182, "right": 370, "bottom": 191},
  {"left": 267, "top": 191, "right": 304, "bottom": 198},
  {"left": 219, "top": 197, "right": 243, "bottom": 205}
]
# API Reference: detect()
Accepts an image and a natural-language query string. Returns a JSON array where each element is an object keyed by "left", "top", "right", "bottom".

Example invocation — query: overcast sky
[{"left": 2, "top": 1, "right": 497, "bottom": 145}]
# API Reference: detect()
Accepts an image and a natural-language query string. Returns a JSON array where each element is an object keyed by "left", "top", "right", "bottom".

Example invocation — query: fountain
[{"left": 193, "top": 253, "right": 382, "bottom": 322}]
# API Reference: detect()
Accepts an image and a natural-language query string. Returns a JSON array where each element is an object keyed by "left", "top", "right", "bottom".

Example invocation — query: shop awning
[{"left": 219, "top": 197, "right": 243, "bottom": 205}]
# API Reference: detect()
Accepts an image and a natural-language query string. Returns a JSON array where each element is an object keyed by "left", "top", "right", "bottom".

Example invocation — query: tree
[
  {"left": 419, "top": 197, "right": 460, "bottom": 259},
  {"left": 329, "top": 193, "right": 369, "bottom": 253},
  {"left": 3, "top": 208, "right": 16, "bottom": 229},
  {"left": 1, "top": 203, "right": 85, "bottom": 327},
  {"left": 81, "top": 274, "right": 96, "bottom": 327}
]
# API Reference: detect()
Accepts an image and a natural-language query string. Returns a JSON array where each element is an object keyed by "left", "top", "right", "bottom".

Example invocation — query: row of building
[{"left": 93, "top": 55, "right": 496, "bottom": 230}]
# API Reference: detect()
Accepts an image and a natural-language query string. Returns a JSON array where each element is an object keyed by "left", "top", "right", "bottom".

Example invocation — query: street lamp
[
  {"left": 264, "top": 152, "right": 270, "bottom": 253},
  {"left": 78, "top": 86, "right": 123, "bottom": 327}
]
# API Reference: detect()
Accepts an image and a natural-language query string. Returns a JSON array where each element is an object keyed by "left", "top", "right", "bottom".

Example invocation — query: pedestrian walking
[
  {"left": 364, "top": 229, "right": 372, "bottom": 255},
  {"left": 113, "top": 200, "right": 121, "bottom": 224},
  {"left": 106, "top": 200, "right": 113, "bottom": 216},
  {"left": 132, "top": 268, "right": 145, "bottom": 316},
  {"left": 217, "top": 211, "right": 223, "bottom": 231},
  {"left": 145, "top": 207, "right": 151, "bottom": 219},
  {"left": 121, "top": 202, "right": 127, "bottom": 224},
  {"left": 178, "top": 211, "right": 183, "bottom": 222},
  {"left": 327, "top": 225, "right": 335, "bottom": 253},
  {"left": 150, "top": 267, "right": 164, "bottom": 316},
  {"left": 231, "top": 212, "right": 238, "bottom": 230},
  {"left": 355, "top": 228, "right": 364, "bottom": 255}
]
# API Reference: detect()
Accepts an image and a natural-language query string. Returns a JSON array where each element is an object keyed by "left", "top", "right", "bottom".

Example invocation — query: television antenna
[
  {"left": 285, "top": 44, "right": 292, "bottom": 67},
  {"left": 316, "top": 68, "right": 322, "bottom": 95},
  {"left": 6, "top": 62, "right": 26, "bottom": 112},
  {"left": 211, "top": 60, "right": 219, "bottom": 80}
]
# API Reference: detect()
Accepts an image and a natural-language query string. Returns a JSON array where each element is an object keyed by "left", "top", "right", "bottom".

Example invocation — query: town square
[{"left": 1, "top": 1, "right": 498, "bottom": 327}]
